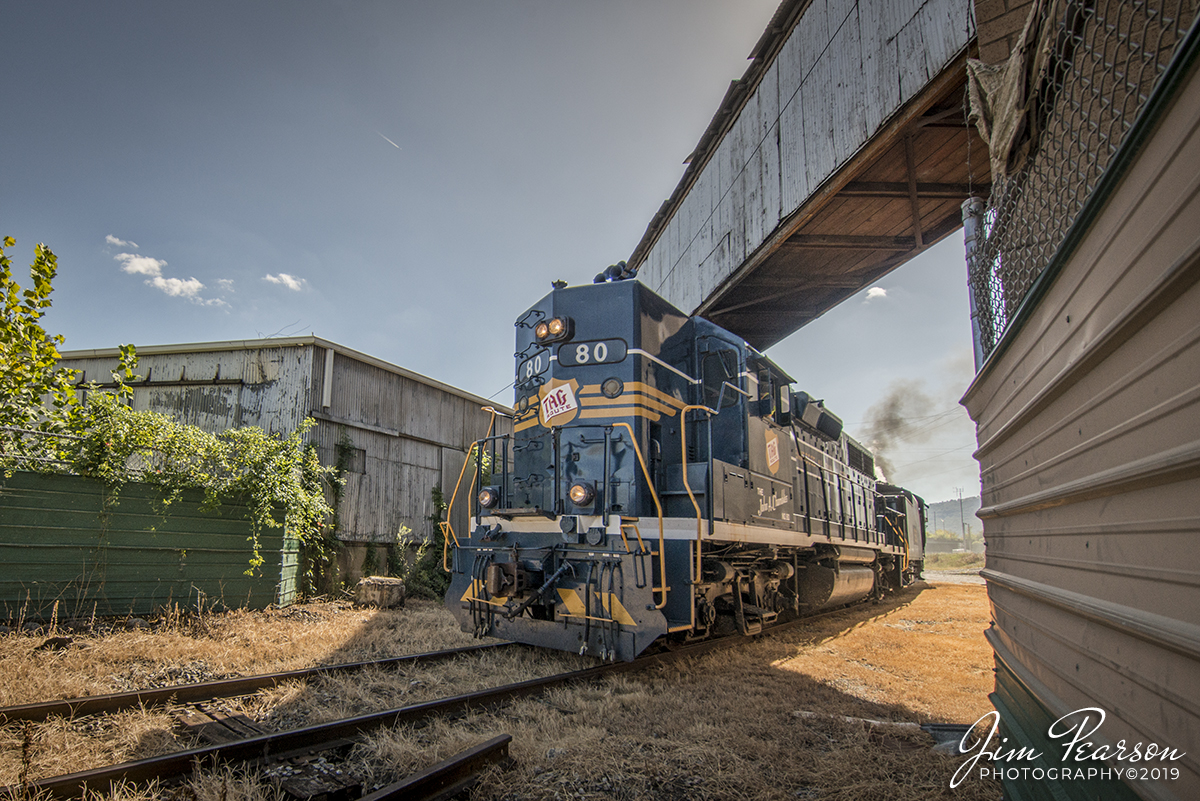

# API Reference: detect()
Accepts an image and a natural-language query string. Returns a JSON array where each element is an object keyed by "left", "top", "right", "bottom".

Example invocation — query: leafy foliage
[
  {"left": 0, "top": 238, "right": 81, "bottom": 434},
  {"left": 60, "top": 391, "right": 337, "bottom": 573},
  {"left": 362, "top": 542, "right": 379, "bottom": 577},
  {"left": 391, "top": 486, "right": 451, "bottom": 600},
  {"left": 0, "top": 237, "right": 338, "bottom": 579}
]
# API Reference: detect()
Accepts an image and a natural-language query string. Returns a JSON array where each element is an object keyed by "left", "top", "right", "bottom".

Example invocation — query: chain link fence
[
  {"left": 1, "top": 425, "right": 175, "bottom": 478},
  {"left": 967, "top": 0, "right": 1197, "bottom": 360},
  {"left": 0, "top": 426, "right": 81, "bottom": 470}
]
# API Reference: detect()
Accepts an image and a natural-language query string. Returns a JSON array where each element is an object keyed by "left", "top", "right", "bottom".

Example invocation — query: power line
[{"left": 488, "top": 380, "right": 515, "bottom": 400}]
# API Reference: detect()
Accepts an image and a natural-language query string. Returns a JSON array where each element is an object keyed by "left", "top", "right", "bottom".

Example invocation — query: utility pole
[{"left": 956, "top": 487, "right": 967, "bottom": 552}]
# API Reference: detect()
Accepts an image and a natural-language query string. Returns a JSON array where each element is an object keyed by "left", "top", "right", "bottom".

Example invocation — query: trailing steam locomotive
[{"left": 443, "top": 275, "right": 926, "bottom": 661}]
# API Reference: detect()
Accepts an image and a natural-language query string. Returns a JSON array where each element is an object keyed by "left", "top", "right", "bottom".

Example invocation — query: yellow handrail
[
  {"left": 442, "top": 407, "right": 498, "bottom": 572},
  {"left": 679, "top": 404, "right": 715, "bottom": 583},
  {"left": 882, "top": 515, "right": 910, "bottom": 573},
  {"left": 611, "top": 422, "right": 668, "bottom": 609},
  {"left": 621, "top": 521, "right": 646, "bottom": 554}
]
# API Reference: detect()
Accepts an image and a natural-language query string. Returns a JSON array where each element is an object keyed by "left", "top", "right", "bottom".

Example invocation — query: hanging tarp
[{"left": 967, "top": 0, "right": 1090, "bottom": 180}]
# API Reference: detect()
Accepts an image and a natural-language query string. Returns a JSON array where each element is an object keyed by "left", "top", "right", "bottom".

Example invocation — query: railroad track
[
  {"left": 4, "top": 604, "right": 867, "bottom": 799},
  {"left": 0, "top": 642, "right": 511, "bottom": 724}
]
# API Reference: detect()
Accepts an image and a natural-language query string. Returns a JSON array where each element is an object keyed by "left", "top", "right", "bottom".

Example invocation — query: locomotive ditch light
[
  {"left": 478, "top": 486, "right": 500, "bottom": 509},
  {"left": 535, "top": 316, "right": 573, "bottom": 344},
  {"left": 568, "top": 481, "right": 595, "bottom": 507}
]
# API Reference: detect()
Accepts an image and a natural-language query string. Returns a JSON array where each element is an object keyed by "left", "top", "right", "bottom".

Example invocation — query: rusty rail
[
  {"left": 358, "top": 734, "right": 511, "bottom": 801},
  {"left": 0, "top": 642, "right": 509, "bottom": 724}
]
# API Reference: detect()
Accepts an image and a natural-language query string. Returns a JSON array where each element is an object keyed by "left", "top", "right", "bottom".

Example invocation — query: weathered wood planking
[
  {"left": 635, "top": 0, "right": 972, "bottom": 316},
  {"left": 60, "top": 338, "right": 509, "bottom": 545}
]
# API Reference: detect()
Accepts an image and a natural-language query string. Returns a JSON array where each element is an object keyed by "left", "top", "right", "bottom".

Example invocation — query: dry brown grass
[
  {"left": 0, "top": 599, "right": 490, "bottom": 789},
  {"left": 345, "top": 580, "right": 1002, "bottom": 800},
  {"left": 925, "top": 552, "right": 985, "bottom": 569},
  {"left": 1, "top": 581, "right": 1002, "bottom": 800},
  {"left": 768, "top": 582, "right": 996, "bottom": 724},
  {"left": 0, "top": 600, "right": 476, "bottom": 709}
]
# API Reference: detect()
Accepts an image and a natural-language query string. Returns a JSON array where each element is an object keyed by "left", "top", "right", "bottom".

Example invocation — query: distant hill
[{"left": 926, "top": 495, "right": 982, "bottom": 538}]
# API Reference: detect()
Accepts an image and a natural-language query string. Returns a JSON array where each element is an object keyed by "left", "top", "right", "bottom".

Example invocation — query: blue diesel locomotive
[{"left": 444, "top": 278, "right": 925, "bottom": 661}]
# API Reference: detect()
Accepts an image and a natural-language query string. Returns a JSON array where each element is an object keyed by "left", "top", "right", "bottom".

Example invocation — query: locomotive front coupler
[{"left": 503, "top": 559, "right": 575, "bottom": 620}]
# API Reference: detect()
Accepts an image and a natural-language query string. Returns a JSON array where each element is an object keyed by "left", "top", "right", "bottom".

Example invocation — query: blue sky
[{"left": 2, "top": 1, "right": 979, "bottom": 504}]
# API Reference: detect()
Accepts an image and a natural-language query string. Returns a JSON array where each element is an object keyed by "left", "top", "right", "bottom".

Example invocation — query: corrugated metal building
[
  {"left": 59, "top": 337, "right": 511, "bottom": 552},
  {"left": 963, "top": 2, "right": 1199, "bottom": 799}
]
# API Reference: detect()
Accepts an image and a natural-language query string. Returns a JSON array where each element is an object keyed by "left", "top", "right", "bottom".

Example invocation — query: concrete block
[{"left": 355, "top": 576, "right": 406, "bottom": 608}]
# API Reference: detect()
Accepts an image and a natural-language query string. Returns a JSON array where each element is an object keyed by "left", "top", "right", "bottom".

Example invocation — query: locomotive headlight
[
  {"left": 534, "top": 316, "right": 572, "bottom": 343},
  {"left": 477, "top": 486, "right": 500, "bottom": 509},
  {"left": 601, "top": 377, "right": 624, "bottom": 398},
  {"left": 568, "top": 482, "right": 595, "bottom": 507}
]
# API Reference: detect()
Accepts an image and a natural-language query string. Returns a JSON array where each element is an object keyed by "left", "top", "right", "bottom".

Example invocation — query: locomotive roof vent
[{"left": 793, "top": 391, "right": 843, "bottom": 442}]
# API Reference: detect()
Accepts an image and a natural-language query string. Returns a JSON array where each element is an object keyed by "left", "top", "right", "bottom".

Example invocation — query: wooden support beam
[
  {"left": 740, "top": 276, "right": 866, "bottom": 289},
  {"left": 840, "top": 181, "right": 989, "bottom": 198},
  {"left": 904, "top": 134, "right": 925, "bottom": 248},
  {"left": 711, "top": 308, "right": 819, "bottom": 321},
  {"left": 707, "top": 249, "right": 916, "bottom": 317},
  {"left": 781, "top": 234, "right": 916, "bottom": 250},
  {"left": 694, "top": 51, "right": 975, "bottom": 319},
  {"left": 912, "top": 105, "right": 966, "bottom": 128}
]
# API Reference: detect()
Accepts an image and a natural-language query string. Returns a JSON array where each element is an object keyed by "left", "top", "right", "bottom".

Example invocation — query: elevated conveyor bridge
[{"left": 627, "top": 0, "right": 993, "bottom": 348}]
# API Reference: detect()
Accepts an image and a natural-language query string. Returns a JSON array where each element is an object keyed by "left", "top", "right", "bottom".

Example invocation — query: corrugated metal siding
[
  {"left": 962, "top": 53, "right": 1200, "bottom": 801},
  {"left": 635, "top": 0, "right": 972, "bottom": 315},
  {"left": 61, "top": 341, "right": 511, "bottom": 547},
  {"left": 314, "top": 348, "right": 508, "bottom": 543},
  {"left": 66, "top": 345, "right": 315, "bottom": 435},
  {"left": 0, "top": 472, "right": 296, "bottom": 620}
]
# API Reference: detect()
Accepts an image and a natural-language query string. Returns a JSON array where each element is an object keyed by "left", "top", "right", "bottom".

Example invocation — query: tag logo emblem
[
  {"left": 539, "top": 378, "right": 580, "bottom": 426},
  {"left": 765, "top": 430, "right": 780, "bottom": 474}
]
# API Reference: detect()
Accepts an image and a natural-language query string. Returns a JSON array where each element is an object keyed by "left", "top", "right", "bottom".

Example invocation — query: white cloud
[
  {"left": 216, "top": 278, "right": 235, "bottom": 292},
  {"left": 263, "top": 273, "right": 306, "bottom": 291},
  {"left": 106, "top": 234, "right": 138, "bottom": 248},
  {"left": 114, "top": 251, "right": 222, "bottom": 306},
  {"left": 147, "top": 275, "right": 204, "bottom": 298},
  {"left": 115, "top": 252, "right": 168, "bottom": 277},
  {"left": 864, "top": 287, "right": 888, "bottom": 302}
]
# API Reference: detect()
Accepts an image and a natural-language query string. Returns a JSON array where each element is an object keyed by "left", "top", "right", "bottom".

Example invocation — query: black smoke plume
[{"left": 863, "top": 379, "right": 935, "bottom": 483}]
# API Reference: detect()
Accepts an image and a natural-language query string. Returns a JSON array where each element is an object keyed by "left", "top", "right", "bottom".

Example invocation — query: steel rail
[
  {"left": 358, "top": 734, "right": 511, "bottom": 801},
  {"left": 0, "top": 642, "right": 511, "bottom": 724},
  {"left": 11, "top": 600, "right": 884, "bottom": 799}
]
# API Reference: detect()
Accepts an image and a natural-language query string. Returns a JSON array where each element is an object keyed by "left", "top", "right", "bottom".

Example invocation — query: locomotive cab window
[
  {"left": 701, "top": 350, "right": 739, "bottom": 408},
  {"left": 751, "top": 359, "right": 792, "bottom": 424}
]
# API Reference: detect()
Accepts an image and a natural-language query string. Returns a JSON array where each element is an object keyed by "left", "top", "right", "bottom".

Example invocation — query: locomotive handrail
[
  {"left": 882, "top": 515, "right": 910, "bottom": 572},
  {"left": 442, "top": 407, "right": 498, "bottom": 572},
  {"left": 611, "top": 421, "right": 669, "bottom": 610},
  {"left": 679, "top": 404, "right": 717, "bottom": 582}
]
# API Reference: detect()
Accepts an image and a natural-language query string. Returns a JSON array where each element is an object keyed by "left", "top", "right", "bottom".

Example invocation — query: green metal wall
[{"left": 0, "top": 471, "right": 298, "bottom": 621}]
